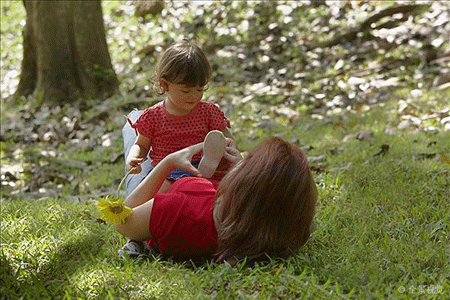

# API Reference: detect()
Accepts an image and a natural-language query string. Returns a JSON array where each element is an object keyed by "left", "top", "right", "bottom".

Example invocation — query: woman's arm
[
  {"left": 116, "top": 199, "right": 154, "bottom": 241},
  {"left": 117, "top": 141, "right": 241, "bottom": 241},
  {"left": 124, "top": 143, "right": 203, "bottom": 208},
  {"left": 117, "top": 143, "right": 203, "bottom": 241}
]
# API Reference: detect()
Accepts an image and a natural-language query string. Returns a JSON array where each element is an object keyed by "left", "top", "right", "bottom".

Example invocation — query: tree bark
[
  {"left": 15, "top": 0, "right": 119, "bottom": 104},
  {"left": 16, "top": 0, "right": 37, "bottom": 97}
]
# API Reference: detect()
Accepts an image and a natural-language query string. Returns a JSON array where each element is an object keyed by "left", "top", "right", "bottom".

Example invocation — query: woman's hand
[
  {"left": 126, "top": 143, "right": 203, "bottom": 208},
  {"left": 165, "top": 143, "right": 203, "bottom": 176}
]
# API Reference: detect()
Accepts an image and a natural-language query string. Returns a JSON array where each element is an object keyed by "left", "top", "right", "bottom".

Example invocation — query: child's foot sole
[{"left": 198, "top": 130, "right": 227, "bottom": 178}]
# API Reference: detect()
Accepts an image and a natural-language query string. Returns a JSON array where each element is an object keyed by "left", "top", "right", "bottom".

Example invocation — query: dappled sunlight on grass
[{"left": 2, "top": 0, "right": 449, "bottom": 298}]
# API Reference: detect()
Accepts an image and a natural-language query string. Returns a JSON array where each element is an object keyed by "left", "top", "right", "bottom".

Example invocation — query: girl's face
[{"left": 160, "top": 79, "right": 205, "bottom": 116}]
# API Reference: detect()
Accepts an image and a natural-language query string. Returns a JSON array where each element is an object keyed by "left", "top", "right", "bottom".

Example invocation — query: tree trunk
[{"left": 15, "top": 0, "right": 119, "bottom": 104}]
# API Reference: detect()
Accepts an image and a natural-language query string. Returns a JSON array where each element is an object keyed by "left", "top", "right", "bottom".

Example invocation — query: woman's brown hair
[
  {"left": 214, "top": 137, "right": 317, "bottom": 263},
  {"left": 153, "top": 41, "right": 211, "bottom": 95}
]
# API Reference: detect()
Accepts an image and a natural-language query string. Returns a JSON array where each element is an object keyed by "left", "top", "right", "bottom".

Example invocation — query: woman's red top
[{"left": 147, "top": 177, "right": 220, "bottom": 259}]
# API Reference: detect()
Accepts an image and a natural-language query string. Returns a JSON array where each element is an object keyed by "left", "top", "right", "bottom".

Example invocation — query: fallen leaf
[
  {"left": 269, "top": 268, "right": 279, "bottom": 275},
  {"left": 78, "top": 210, "right": 93, "bottom": 219},
  {"left": 356, "top": 130, "right": 374, "bottom": 141},
  {"left": 413, "top": 153, "right": 437, "bottom": 160},
  {"left": 329, "top": 163, "right": 352, "bottom": 173},
  {"left": 374, "top": 144, "right": 390, "bottom": 156},
  {"left": 308, "top": 155, "right": 326, "bottom": 163},
  {"left": 330, "top": 147, "right": 344, "bottom": 155},
  {"left": 438, "top": 153, "right": 450, "bottom": 164}
]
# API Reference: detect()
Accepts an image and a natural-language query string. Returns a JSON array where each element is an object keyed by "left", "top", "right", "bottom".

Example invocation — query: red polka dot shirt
[{"left": 129, "top": 101, "right": 231, "bottom": 165}]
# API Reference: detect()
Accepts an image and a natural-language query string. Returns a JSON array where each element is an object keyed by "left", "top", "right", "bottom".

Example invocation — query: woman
[{"left": 116, "top": 136, "right": 317, "bottom": 263}]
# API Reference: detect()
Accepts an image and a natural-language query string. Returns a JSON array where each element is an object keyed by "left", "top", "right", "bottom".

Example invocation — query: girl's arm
[
  {"left": 126, "top": 134, "right": 151, "bottom": 173},
  {"left": 124, "top": 143, "right": 203, "bottom": 208}
]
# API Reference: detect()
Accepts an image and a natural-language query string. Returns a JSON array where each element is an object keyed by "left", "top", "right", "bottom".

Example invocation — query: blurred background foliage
[{"left": 1, "top": 0, "right": 449, "bottom": 198}]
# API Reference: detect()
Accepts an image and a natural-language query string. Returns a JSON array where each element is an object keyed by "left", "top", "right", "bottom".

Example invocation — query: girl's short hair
[
  {"left": 153, "top": 42, "right": 211, "bottom": 95},
  {"left": 214, "top": 137, "right": 318, "bottom": 264}
]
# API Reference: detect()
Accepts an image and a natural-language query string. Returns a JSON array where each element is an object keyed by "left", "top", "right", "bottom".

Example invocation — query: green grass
[
  {"left": 2, "top": 1, "right": 449, "bottom": 299},
  {"left": 2, "top": 104, "right": 449, "bottom": 299}
]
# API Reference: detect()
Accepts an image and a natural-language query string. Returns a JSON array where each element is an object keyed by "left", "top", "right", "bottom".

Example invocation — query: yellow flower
[{"left": 96, "top": 196, "right": 132, "bottom": 225}]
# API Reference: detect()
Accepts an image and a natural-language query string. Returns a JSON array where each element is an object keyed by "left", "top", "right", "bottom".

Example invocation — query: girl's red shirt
[
  {"left": 147, "top": 177, "right": 220, "bottom": 259},
  {"left": 129, "top": 101, "right": 230, "bottom": 165}
]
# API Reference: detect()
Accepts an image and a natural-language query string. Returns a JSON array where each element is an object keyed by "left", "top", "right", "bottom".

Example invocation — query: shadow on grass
[
  {"left": 1, "top": 231, "right": 104, "bottom": 299},
  {"left": 0, "top": 252, "right": 18, "bottom": 299}
]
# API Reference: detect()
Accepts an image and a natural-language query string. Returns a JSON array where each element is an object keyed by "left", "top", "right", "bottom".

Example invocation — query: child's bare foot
[{"left": 198, "top": 130, "right": 227, "bottom": 178}]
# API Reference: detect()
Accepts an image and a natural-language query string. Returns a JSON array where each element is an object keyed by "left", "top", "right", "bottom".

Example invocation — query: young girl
[
  {"left": 121, "top": 41, "right": 233, "bottom": 256},
  {"left": 123, "top": 41, "right": 233, "bottom": 198},
  {"left": 116, "top": 136, "right": 318, "bottom": 264}
]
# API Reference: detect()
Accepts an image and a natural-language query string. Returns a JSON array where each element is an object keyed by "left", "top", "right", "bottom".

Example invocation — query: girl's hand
[
  {"left": 226, "top": 138, "right": 236, "bottom": 148},
  {"left": 223, "top": 140, "right": 243, "bottom": 167},
  {"left": 166, "top": 143, "right": 203, "bottom": 177},
  {"left": 126, "top": 157, "right": 145, "bottom": 174}
]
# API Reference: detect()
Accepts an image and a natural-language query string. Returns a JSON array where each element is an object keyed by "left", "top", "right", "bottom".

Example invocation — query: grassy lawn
[
  {"left": 2, "top": 98, "right": 449, "bottom": 299},
  {"left": 1, "top": 1, "right": 449, "bottom": 299}
]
